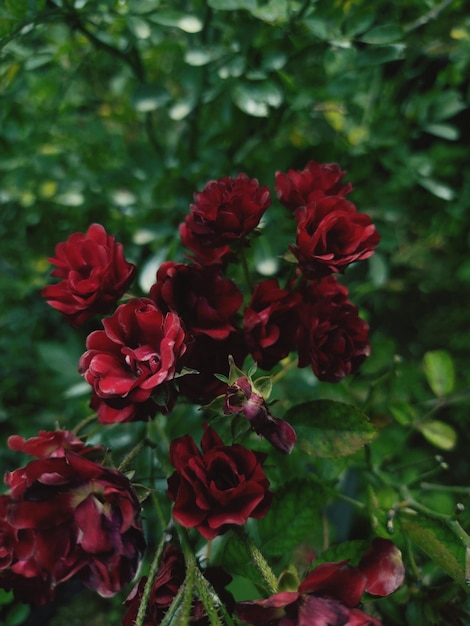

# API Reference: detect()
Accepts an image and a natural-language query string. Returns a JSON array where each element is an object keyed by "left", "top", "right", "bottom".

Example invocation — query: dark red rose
[
  {"left": 179, "top": 222, "right": 233, "bottom": 267},
  {"left": 79, "top": 298, "right": 187, "bottom": 423},
  {"left": 150, "top": 261, "right": 243, "bottom": 340},
  {"left": 7, "top": 429, "right": 103, "bottom": 459},
  {"left": 182, "top": 173, "right": 271, "bottom": 249},
  {"left": 243, "top": 279, "right": 301, "bottom": 370},
  {"left": 236, "top": 540, "right": 404, "bottom": 626},
  {"left": 167, "top": 424, "right": 272, "bottom": 539},
  {"left": 291, "top": 197, "right": 380, "bottom": 278},
  {"left": 296, "top": 276, "right": 370, "bottom": 382},
  {"left": 0, "top": 431, "right": 145, "bottom": 605},
  {"left": 42, "top": 223, "right": 136, "bottom": 327},
  {"left": 177, "top": 333, "right": 247, "bottom": 405},
  {"left": 275, "top": 160, "right": 353, "bottom": 212},
  {"left": 224, "top": 376, "right": 297, "bottom": 454},
  {"left": 122, "top": 545, "right": 234, "bottom": 626}
]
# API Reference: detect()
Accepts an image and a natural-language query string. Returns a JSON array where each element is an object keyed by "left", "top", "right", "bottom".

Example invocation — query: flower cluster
[
  {"left": 27, "top": 159, "right": 399, "bottom": 626},
  {"left": 42, "top": 162, "right": 378, "bottom": 430},
  {"left": 0, "top": 430, "right": 145, "bottom": 605}
]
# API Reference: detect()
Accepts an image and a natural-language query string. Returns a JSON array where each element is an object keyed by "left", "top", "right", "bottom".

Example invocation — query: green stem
[
  {"left": 239, "top": 246, "right": 253, "bottom": 292},
  {"left": 134, "top": 536, "right": 167, "bottom": 626},
  {"left": 72, "top": 413, "right": 97, "bottom": 435},
  {"left": 235, "top": 527, "right": 278, "bottom": 595},
  {"left": 195, "top": 569, "right": 237, "bottom": 626},
  {"left": 118, "top": 439, "right": 147, "bottom": 473},
  {"left": 420, "top": 482, "right": 470, "bottom": 496}
]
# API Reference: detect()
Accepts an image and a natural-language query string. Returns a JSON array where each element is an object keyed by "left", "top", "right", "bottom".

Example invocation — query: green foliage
[{"left": 1, "top": 0, "right": 470, "bottom": 624}]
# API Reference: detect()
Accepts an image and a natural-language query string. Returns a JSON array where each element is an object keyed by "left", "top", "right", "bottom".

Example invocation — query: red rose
[
  {"left": 243, "top": 279, "right": 301, "bottom": 370},
  {"left": 177, "top": 333, "right": 247, "bottom": 405},
  {"left": 296, "top": 277, "right": 370, "bottom": 382},
  {"left": 123, "top": 545, "right": 234, "bottom": 626},
  {"left": 42, "top": 223, "right": 136, "bottom": 327},
  {"left": 179, "top": 222, "right": 233, "bottom": 267},
  {"left": 79, "top": 298, "right": 187, "bottom": 423},
  {"left": 167, "top": 424, "right": 272, "bottom": 539},
  {"left": 182, "top": 173, "right": 271, "bottom": 248},
  {"left": 150, "top": 261, "right": 243, "bottom": 340},
  {"left": 275, "top": 160, "right": 353, "bottom": 211},
  {"left": 0, "top": 431, "right": 145, "bottom": 605},
  {"left": 291, "top": 197, "right": 380, "bottom": 278},
  {"left": 236, "top": 540, "right": 405, "bottom": 626}
]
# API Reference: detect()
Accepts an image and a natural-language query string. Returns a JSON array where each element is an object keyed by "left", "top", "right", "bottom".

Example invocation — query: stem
[
  {"left": 194, "top": 569, "right": 224, "bottom": 626},
  {"left": 235, "top": 527, "right": 278, "bottom": 595},
  {"left": 239, "top": 245, "right": 253, "bottom": 292},
  {"left": 421, "top": 482, "right": 470, "bottom": 496},
  {"left": 118, "top": 439, "right": 147, "bottom": 473},
  {"left": 134, "top": 535, "right": 167, "bottom": 626},
  {"left": 72, "top": 413, "right": 97, "bottom": 435},
  {"left": 404, "top": 0, "right": 455, "bottom": 33}
]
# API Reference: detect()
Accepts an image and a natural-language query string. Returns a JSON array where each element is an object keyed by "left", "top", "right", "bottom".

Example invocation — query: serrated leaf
[
  {"left": 285, "top": 400, "right": 376, "bottom": 458},
  {"left": 258, "top": 478, "right": 325, "bottom": 558},
  {"left": 399, "top": 515, "right": 467, "bottom": 588},
  {"left": 360, "top": 24, "right": 403, "bottom": 44},
  {"left": 423, "top": 350, "right": 455, "bottom": 397},
  {"left": 416, "top": 420, "right": 457, "bottom": 451}
]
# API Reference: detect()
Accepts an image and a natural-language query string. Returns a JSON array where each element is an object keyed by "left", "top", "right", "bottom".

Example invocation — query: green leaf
[
  {"left": 208, "top": 0, "right": 256, "bottom": 10},
  {"left": 214, "top": 530, "right": 261, "bottom": 583},
  {"left": 285, "top": 400, "right": 376, "bottom": 458},
  {"left": 251, "top": 0, "right": 289, "bottom": 23},
  {"left": 357, "top": 44, "right": 406, "bottom": 66},
  {"left": 418, "top": 177, "right": 456, "bottom": 201},
  {"left": 232, "top": 81, "right": 283, "bottom": 117},
  {"left": 360, "top": 24, "right": 403, "bottom": 44},
  {"left": 313, "top": 539, "right": 370, "bottom": 567},
  {"left": 131, "top": 84, "right": 171, "bottom": 112},
  {"left": 399, "top": 515, "right": 467, "bottom": 588},
  {"left": 149, "top": 10, "right": 203, "bottom": 33},
  {"left": 5, "top": 0, "right": 28, "bottom": 19},
  {"left": 424, "top": 123, "right": 460, "bottom": 141},
  {"left": 423, "top": 350, "right": 455, "bottom": 397},
  {"left": 416, "top": 420, "right": 457, "bottom": 451},
  {"left": 258, "top": 478, "right": 325, "bottom": 558}
]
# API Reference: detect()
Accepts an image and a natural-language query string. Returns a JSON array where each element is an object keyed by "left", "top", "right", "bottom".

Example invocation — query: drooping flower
[
  {"left": 0, "top": 430, "right": 145, "bottom": 605},
  {"left": 181, "top": 173, "right": 271, "bottom": 249},
  {"left": 236, "top": 539, "right": 405, "bottom": 626},
  {"left": 291, "top": 197, "right": 380, "bottom": 278},
  {"left": 275, "top": 160, "right": 353, "bottom": 212},
  {"left": 296, "top": 276, "right": 370, "bottom": 382},
  {"left": 79, "top": 298, "right": 187, "bottom": 423},
  {"left": 224, "top": 375, "right": 296, "bottom": 454},
  {"left": 167, "top": 424, "right": 272, "bottom": 539},
  {"left": 42, "top": 223, "right": 136, "bottom": 327}
]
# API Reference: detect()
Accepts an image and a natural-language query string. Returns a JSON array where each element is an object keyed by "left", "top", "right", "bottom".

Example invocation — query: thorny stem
[
  {"left": 118, "top": 439, "right": 147, "bottom": 473},
  {"left": 134, "top": 534, "right": 168, "bottom": 626},
  {"left": 235, "top": 527, "right": 278, "bottom": 595},
  {"left": 72, "top": 413, "right": 97, "bottom": 435}
]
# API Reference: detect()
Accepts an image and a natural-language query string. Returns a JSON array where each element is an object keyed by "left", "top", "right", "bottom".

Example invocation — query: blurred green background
[{"left": 1, "top": 0, "right": 470, "bottom": 624}]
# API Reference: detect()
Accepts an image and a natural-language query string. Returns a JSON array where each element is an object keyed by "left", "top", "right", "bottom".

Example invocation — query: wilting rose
[
  {"left": 243, "top": 279, "right": 301, "bottom": 370},
  {"left": 7, "top": 429, "right": 104, "bottom": 460},
  {"left": 236, "top": 539, "right": 405, "bottom": 626},
  {"left": 291, "top": 197, "right": 380, "bottom": 278},
  {"left": 167, "top": 424, "right": 272, "bottom": 539},
  {"left": 177, "top": 333, "right": 247, "bottom": 405},
  {"left": 296, "top": 277, "right": 370, "bottom": 382},
  {"left": 122, "top": 545, "right": 234, "bottom": 626},
  {"left": 79, "top": 298, "right": 187, "bottom": 423},
  {"left": 0, "top": 430, "right": 145, "bottom": 605},
  {"left": 182, "top": 173, "right": 271, "bottom": 248},
  {"left": 276, "top": 160, "right": 353, "bottom": 212},
  {"left": 224, "top": 376, "right": 297, "bottom": 454},
  {"left": 150, "top": 262, "right": 243, "bottom": 340},
  {"left": 42, "top": 223, "right": 136, "bottom": 327}
]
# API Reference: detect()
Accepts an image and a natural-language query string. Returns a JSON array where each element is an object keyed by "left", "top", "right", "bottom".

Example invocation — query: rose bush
[
  {"left": 167, "top": 424, "right": 272, "bottom": 539},
  {"left": 42, "top": 223, "right": 136, "bottom": 327},
  {"left": 0, "top": 430, "right": 145, "bottom": 605}
]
